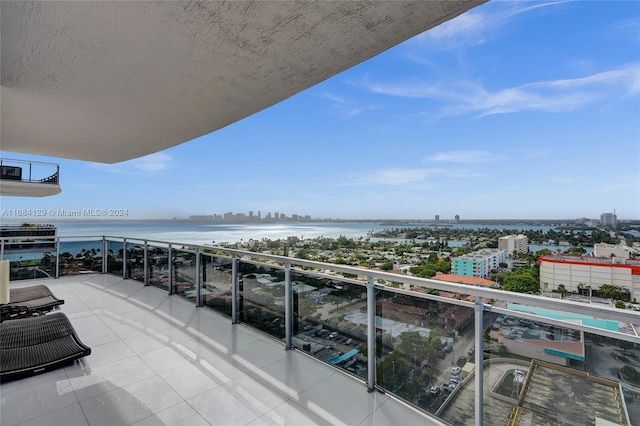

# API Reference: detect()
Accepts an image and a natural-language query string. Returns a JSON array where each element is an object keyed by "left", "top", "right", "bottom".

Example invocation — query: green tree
[
  {"left": 503, "top": 273, "right": 539, "bottom": 293},
  {"left": 380, "top": 261, "right": 394, "bottom": 271},
  {"left": 557, "top": 284, "right": 567, "bottom": 297}
]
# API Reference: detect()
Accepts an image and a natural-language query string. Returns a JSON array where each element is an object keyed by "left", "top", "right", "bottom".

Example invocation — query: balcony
[
  {"left": 0, "top": 158, "right": 61, "bottom": 197},
  {"left": 2, "top": 235, "right": 639, "bottom": 425}
]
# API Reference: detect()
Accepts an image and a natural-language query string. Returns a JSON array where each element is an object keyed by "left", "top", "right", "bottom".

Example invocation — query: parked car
[
  {"left": 430, "top": 386, "right": 440, "bottom": 396},
  {"left": 443, "top": 345, "right": 453, "bottom": 353},
  {"left": 328, "top": 331, "right": 339, "bottom": 339},
  {"left": 450, "top": 375, "right": 461, "bottom": 384},
  {"left": 451, "top": 366, "right": 461, "bottom": 375},
  {"left": 456, "top": 356, "right": 467, "bottom": 366}
]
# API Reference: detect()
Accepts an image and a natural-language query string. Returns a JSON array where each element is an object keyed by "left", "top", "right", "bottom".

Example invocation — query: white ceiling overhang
[{"left": 1, "top": 1, "right": 485, "bottom": 163}]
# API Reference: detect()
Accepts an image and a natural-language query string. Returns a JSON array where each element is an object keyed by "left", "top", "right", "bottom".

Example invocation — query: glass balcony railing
[{"left": 2, "top": 234, "right": 639, "bottom": 425}]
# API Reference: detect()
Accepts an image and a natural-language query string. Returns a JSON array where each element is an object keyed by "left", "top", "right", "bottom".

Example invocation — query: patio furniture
[
  {"left": 0, "top": 312, "right": 91, "bottom": 382},
  {"left": 8, "top": 284, "right": 64, "bottom": 312}
]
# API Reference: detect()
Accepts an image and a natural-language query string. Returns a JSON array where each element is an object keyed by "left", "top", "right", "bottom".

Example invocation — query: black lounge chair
[
  {"left": 0, "top": 312, "right": 91, "bottom": 382},
  {"left": 8, "top": 284, "right": 64, "bottom": 312}
]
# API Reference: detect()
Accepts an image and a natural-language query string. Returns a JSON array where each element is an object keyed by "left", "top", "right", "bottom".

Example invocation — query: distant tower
[
  {"left": 258, "top": 211, "right": 261, "bottom": 220},
  {"left": 455, "top": 214, "right": 460, "bottom": 223},
  {"left": 435, "top": 215, "right": 440, "bottom": 223},
  {"left": 600, "top": 212, "right": 617, "bottom": 227}
]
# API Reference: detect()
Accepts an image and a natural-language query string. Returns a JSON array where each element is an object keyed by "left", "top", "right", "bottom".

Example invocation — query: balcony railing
[
  {"left": 2, "top": 234, "right": 639, "bottom": 425},
  {"left": 0, "top": 158, "right": 59, "bottom": 184}
]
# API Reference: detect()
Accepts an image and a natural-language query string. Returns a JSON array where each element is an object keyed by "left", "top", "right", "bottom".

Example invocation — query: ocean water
[
  {"left": 50, "top": 221, "right": 559, "bottom": 245},
  {"left": 3, "top": 220, "right": 569, "bottom": 260}
]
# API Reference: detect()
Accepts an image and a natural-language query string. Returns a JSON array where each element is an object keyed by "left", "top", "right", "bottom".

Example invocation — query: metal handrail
[
  {"left": 2, "top": 233, "right": 639, "bottom": 336},
  {"left": 0, "top": 157, "right": 59, "bottom": 184}
]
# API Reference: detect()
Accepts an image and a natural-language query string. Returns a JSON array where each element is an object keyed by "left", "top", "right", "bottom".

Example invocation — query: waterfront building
[
  {"left": 600, "top": 212, "right": 617, "bottom": 227},
  {"left": 451, "top": 248, "right": 506, "bottom": 279},
  {"left": 539, "top": 254, "right": 640, "bottom": 302},
  {"left": 498, "top": 234, "right": 529, "bottom": 255}
]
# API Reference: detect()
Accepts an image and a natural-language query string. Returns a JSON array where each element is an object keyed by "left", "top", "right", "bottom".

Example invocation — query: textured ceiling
[{"left": 1, "top": 1, "right": 484, "bottom": 163}]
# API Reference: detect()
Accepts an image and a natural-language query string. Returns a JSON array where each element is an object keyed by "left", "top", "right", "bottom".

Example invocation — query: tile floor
[{"left": 1, "top": 274, "right": 444, "bottom": 426}]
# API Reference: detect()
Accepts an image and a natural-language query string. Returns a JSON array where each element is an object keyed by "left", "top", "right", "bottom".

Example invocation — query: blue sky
[{"left": 2, "top": 0, "right": 639, "bottom": 221}]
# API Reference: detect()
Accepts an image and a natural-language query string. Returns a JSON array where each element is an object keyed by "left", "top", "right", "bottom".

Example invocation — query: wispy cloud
[
  {"left": 359, "top": 63, "right": 639, "bottom": 117},
  {"left": 414, "top": 1, "right": 569, "bottom": 48},
  {"left": 129, "top": 153, "right": 172, "bottom": 172},
  {"left": 358, "top": 167, "right": 484, "bottom": 186},
  {"left": 319, "top": 90, "right": 382, "bottom": 118},
  {"left": 426, "top": 150, "right": 503, "bottom": 163},
  {"left": 93, "top": 152, "right": 173, "bottom": 174}
]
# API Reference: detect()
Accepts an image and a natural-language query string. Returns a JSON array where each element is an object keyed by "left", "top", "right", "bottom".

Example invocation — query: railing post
[
  {"left": 366, "top": 275, "right": 376, "bottom": 392},
  {"left": 122, "top": 239, "right": 127, "bottom": 279},
  {"left": 55, "top": 237, "right": 60, "bottom": 278},
  {"left": 231, "top": 254, "right": 238, "bottom": 324},
  {"left": 102, "top": 237, "right": 107, "bottom": 274},
  {"left": 475, "top": 296, "right": 485, "bottom": 426},
  {"left": 284, "top": 261, "right": 292, "bottom": 350},
  {"left": 195, "top": 248, "right": 202, "bottom": 307},
  {"left": 143, "top": 241, "right": 149, "bottom": 286},
  {"left": 0, "top": 239, "right": 4, "bottom": 261},
  {"left": 168, "top": 244, "right": 174, "bottom": 295}
]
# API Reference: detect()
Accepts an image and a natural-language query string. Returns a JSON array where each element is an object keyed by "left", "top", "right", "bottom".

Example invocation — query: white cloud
[
  {"left": 358, "top": 166, "right": 485, "bottom": 186},
  {"left": 129, "top": 152, "right": 172, "bottom": 172},
  {"left": 92, "top": 152, "right": 173, "bottom": 174},
  {"left": 319, "top": 90, "right": 382, "bottom": 118},
  {"left": 359, "top": 63, "right": 639, "bottom": 118},
  {"left": 426, "top": 150, "right": 502, "bottom": 163},
  {"left": 414, "top": 1, "right": 569, "bottom": 48}
]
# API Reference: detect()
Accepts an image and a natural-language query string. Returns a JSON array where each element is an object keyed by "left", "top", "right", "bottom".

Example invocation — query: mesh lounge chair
[
  {"left": 8, "top": 284, "right": 64, "bottom": 312},
  {"left": 0, "top": 312, "right": 91, "bottom": 382}
]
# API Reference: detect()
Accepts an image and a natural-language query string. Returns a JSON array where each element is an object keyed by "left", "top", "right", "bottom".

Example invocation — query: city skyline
[{"left": 1, "top": 1, "right": 639, "bottom": 220}]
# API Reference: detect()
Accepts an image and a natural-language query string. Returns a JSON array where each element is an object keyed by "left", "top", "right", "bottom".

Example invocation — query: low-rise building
[
  {"left": 539, "top": 254, "right": 640, "bottom": 302},
  {"left": 594, "top": 243, "right": 636, "bottom": 259},
  {"left": 451, "top": 248, "right": 506, "bottom": 279}
]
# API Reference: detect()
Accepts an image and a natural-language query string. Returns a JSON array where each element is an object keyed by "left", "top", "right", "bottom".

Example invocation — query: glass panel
[
  {"left": 173, "top": 249, "right": 197, "bottom": 300},
  {"left": 4, "top": 243, "right": 56, "bottom": 281},
  {"left": 106, "top": 240, "right": 124, "bottom": 276},
  {"left": 126, "top": 241, "right": 145, "bottom": 282},
  {"left": 238, "top": 261, "right": 285, "bottom": 339},
  {"left": 290, "top": 271, "right": 368, "bottom": 380},
  {"left": 376, "top": 289, "right": 475, "bottom": 422},
  {"left": 585, "top": 332, "right": 638, "bottom": 425},
  {"left": 477, "top": 309, "right": 638, "bottom": 426},
  {"left": 59, "top": 239, "right": 103, "bottom": 276},
  {"left": 148, "top": 245, "right": 170, "bottom": 292},
  {"left": 201, "top": 254, "right": 233, "bottom": 317}
]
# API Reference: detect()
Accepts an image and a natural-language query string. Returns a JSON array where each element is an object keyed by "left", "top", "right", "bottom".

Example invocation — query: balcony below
[
  {"left": 0, "top": 158, "right": 61, "bottom": 197},
  {"left": 1, "top": 274, "right": 443, "bottom": 426}
]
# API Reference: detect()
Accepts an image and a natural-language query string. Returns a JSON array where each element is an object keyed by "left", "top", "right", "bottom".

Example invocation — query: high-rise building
[
  {"left": 455, "top": 215, "right": 460, "bottom": 223},
  {"left": 435, "top": 215, "right": 440, "bottom": 222},
  {"left": 600, "top": 212, "right": 617, "bottom": 227},
  {"left": 498, "top": 234, "right": 529, "bottom": 254}
]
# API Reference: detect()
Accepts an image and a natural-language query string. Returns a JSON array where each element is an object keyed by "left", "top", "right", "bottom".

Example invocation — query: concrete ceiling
[{"left": 1, "top": 1, "right": 484, "bottom": 164}]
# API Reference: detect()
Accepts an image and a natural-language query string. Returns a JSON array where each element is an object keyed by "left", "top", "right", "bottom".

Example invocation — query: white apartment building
[
  {"left": 539, "top": 254, "right": 640, "bottom": 302},
  {"left": 600, "top": 212, "right": 617, "bottom": 227},
  {"left": 498, "top": 234, "right": 529, "bottom": 254},
  {"left": 594, "top": 243, "right": 636, "bottom": 259}
]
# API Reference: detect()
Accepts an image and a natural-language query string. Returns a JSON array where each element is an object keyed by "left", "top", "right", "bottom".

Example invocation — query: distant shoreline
[{"left": 2, "top": 218, "right": 639, "bottom": 225}]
